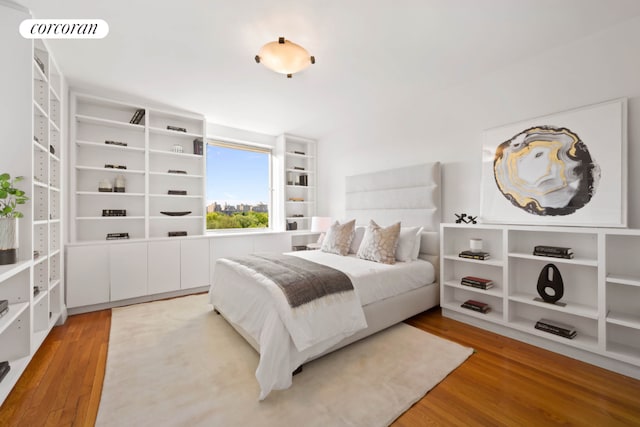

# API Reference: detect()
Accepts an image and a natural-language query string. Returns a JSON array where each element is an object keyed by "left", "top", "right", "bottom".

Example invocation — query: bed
[{"left": 209, "top": 162, "right": 441, "bottom": 399}]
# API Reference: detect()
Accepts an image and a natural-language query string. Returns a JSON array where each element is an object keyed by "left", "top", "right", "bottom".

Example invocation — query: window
[{"left": 206, "top": 140, "right": 271, "bottom": 230}]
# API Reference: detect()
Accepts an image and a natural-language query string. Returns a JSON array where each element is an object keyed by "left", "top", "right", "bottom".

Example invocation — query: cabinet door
[
  {"left": 66, "top": 245, "right": 110, "bottom": 308},
  {"left": 110, "top": 242, "right": 147, "bottom": 301},
  {"left": 148, "top": 240, "right": 181, "bottom": 294},
  {"left": 181, "top": 238, "right": 209, "bottom": 290},
  {"left": 253, "top": 233, "right": 290, "bottom": 253}
]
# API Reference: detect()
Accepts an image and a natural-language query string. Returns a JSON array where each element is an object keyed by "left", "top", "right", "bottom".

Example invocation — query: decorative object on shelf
[
  {"left": 311, "top": 216, "right": 332, "bottom": 245},
  {"left": 106, "top": 232, "right": 130, "bottom": 240},
  {"left": 481, "top": 98, "right": 627, "bottom": 227},
  {"left": 293, "top": 166, "right": 305, "bottom": 171},
  {"left": 168, "top": 169, "right": 187, "bottom": 174},
  {"left": 292, "top": 214, "right": 304, "bottom": 218},
  {"left": 129, "top": 109, "right": 145, "bottom": 125},
  {"left": 255, "top": 37, "right": 315, "bottom": 78},
  {"left": 293, "top": 150, "right": 305, "bottom": 155},
  {"left": 0, "top": 173, "right": 28, "bottom": 265},
  {"left": 193, "top": 138, "right": 203, "bottom": 155},
  {"left": 102, "top": 209, "right": 127, "bottom": 217},
  {"left": 49, "top": 144, "right": 55, "bottom": 155},
  {"left": 288, "top": 197, "right": 304, "bottom": 202},
  {"left": 105, "top": 164, "right": 127, "bottom": 169},
  {"left": 160, "top": 211, "right": 192, "bottom": 216},
  {"left": 168, "top": 231, "right": 187, "bottom": 237},
  {"left": 171, "top": 144, "right": 184, "bottom": 153},
  {"left": 286, "top": 221, "right": 297, "bottom": 231},
  {"left": 168, "top": 190, "right": 187, "bottom": 195},
  {"left": 34, "top": 55, "right": 45, "bottom": 73},
  {"left": 299, "top": 174, "right": 308, "bottom": 186},
  {"left": 33, "top": 250, "right": 40, "bottom": 259},
  {"left": 534, "top": 263, "right": 566, "bottom": 306},
  {"left": 535, "top": 318, "right": 576, "bottom": 339},
  {"left": 461, "top": 299, "right": 490, "bottom": 314},
  {"left": 33, "top": 286, "right": 40, "bottom": 297},
  {"left": 167, "top": 125, "right": 187, "bottom": 133},
  {"left": 460, "top": 276, "right": 493, "bottom": 290},
  {"left": 458, "top": 250, "right": 490, "bottom": 260},
  {"left": 455, "top": 213, "right": 477, "bottom": 224},
  {"left": 0, "top": 299, "right": 8, "bottom": 317},
  {"left": 98, "top": 179, "right": 113, "bottom": 192},
  {"left": 469, "top": 238, "right": 483, "bottom": 252},
  {"left": 287, "top": 172, "right": 294, "bottom": 185},
  {"left": 114, "top": 174, "right": 126, "bottom": 193},
  {"left": 105, "top": 140, "right": 128, "bottom": 147},
  {"left": 0, "top": 360, "right": 10, "bottom": 384},
  {"left": 533, "top": 245, "right": 574, "bottom": 259}
]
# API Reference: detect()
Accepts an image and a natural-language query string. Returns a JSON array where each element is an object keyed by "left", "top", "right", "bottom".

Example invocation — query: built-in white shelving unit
[
  {"left": 0, "top": 2, "right": 65, "bottom": 405},
  {"left": 441, "top": 223, "right": 640, "bottom": 379},
  {"left": 70, "top": 92, "right": 206, "bottom": 242}
]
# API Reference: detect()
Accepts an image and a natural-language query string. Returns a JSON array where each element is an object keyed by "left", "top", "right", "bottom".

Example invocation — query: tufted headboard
[{"left": 344, "top": 162, "right": 441, "bottom": 276}]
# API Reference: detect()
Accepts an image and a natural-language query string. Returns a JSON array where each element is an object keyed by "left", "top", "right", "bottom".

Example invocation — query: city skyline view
[{"left": 206, "top": 144, "right": 270, "bottom": 207}]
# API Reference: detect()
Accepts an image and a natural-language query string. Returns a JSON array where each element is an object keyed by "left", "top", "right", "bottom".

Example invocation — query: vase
[{"left": 0, "top": 217, "right": 18, "bottom": 265}]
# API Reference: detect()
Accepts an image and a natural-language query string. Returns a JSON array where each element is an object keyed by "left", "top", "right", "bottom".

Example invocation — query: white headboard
[{"left": 345, "top": 162, "right": 441, "bottom": 231}]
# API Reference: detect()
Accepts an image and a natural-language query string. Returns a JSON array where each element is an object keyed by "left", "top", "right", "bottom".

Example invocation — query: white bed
[{"left": 209, "top": 162, "right": 441, "bottom": 399}]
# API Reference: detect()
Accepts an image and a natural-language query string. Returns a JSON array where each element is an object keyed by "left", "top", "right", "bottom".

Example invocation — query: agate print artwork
[{"left": 493, "top": 126, "right": 600, "bottom": 216}]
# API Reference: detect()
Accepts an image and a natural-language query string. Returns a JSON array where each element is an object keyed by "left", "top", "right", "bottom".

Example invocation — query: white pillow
[
  {"left": 411, "top": 228, "right": 424, "bottom": 260},
  {"left": 395, "top": 226, "right": 423, "bottom": 262},
  {"left": 321, "top": 219, "right": 356, "bottom": 256},
  {"left": 349, "top": 226, "right": 366, "bottom": 254},
  {"left": 357, "top": 220, "right": 401, "bottom": 264}
]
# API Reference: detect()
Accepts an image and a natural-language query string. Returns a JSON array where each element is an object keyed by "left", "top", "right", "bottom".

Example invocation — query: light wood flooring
[{"left": 1, "top": 306, "right": 639, "bottom": 426}]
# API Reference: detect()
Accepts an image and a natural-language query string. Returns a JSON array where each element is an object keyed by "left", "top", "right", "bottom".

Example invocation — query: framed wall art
[{"left": 480, "top": 98, "right": 627, "bottom": 227}]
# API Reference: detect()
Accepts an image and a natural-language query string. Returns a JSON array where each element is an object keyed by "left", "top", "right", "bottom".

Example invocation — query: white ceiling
[{"left": 18, "top": 0, "right": 640, "bottom": 139}]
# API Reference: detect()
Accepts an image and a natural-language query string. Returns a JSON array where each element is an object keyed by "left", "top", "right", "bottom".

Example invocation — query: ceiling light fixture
[{"left": 255, "top": 37, "right": 315, "bottom": 78}]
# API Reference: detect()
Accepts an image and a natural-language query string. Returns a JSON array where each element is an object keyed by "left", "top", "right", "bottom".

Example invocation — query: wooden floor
[{"left": 1, "top": 306, "right": 639, "bottom": 427}]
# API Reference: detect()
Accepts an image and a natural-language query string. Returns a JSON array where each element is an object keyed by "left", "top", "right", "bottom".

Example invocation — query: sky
[{"left": 206, "top": 144, "right": 269, "bottom": 207}]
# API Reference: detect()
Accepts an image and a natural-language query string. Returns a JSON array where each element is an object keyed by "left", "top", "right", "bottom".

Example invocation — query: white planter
[{"left": 0, "top": 217, "right": 18, "bottom": 265}]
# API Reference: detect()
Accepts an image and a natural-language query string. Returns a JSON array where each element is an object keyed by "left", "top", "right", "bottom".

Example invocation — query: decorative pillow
[
  {"left": 411, "top": 227, "right": 424, "bottom": 260},
  {"left": 395, "top": 226, "right": 423, "bottom": 262},
  {"left": 357, "top": 220, "right": 401, "bottom": 264},
  {"left": 321, "top": 219, "right": 356, "bottom": 256},
  {"left": 349, "top": 226, "right": 366, "bottom": 254}
]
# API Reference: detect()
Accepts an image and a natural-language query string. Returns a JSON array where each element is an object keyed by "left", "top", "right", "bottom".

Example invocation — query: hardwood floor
[{"left": 1, "top": 306, "right": 639, "bottom": 426}]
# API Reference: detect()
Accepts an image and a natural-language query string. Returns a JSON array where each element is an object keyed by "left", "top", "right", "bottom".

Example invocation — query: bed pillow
[
  {"left": 321, "top": 219, "right": 356, "bottom": 256},
  {"left": 395, "top": 226, "right": 423, "bottom": 262},
  {"left": 349, "top": 226, "right": 366, "bottom": 254},
  {"left": 357, "top": 220, "right": 401, "bottom": 264}
]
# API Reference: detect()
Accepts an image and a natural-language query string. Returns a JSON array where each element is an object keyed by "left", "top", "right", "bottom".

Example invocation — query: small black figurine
[{"left": 455, "top": 213, "right": 477, "bottom": 224}]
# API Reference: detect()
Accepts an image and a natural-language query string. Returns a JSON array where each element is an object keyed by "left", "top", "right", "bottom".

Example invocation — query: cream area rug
[{"left": 96, "top": 294, "right": 473, "bottom": 427}]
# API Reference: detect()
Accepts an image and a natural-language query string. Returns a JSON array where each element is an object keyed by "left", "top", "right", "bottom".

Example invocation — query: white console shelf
[{"left": 441, "top": 223, "right": 640, "bottom": 379}]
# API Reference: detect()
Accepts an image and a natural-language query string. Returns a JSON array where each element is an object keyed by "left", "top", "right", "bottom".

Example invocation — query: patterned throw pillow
[
  {"left": 321, "top": 219, "right": 356, "bottom": 256},
  {"left": 357, "top": 220, "right": 401, "bottom": 264}
]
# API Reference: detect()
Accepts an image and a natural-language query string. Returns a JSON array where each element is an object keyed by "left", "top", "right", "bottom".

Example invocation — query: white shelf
[
  {"left": 509, "top": 292, "right": 599, "bottom": 319},
  {"left": 0, "top": 302, "right": 29, "bottom": 335},
  {"left": 286, "top": 201, "right": 314, "bottom": 205},
  {"left": 76, "top": 114, "right": 145, "bottom": 131},
  {"left": 149, "top": 126, "right": 202, "bottom": 139},
  {"left": 286, "top": 152, "right": 314, "bottom": 159},
  {"left": 77, "top": 216, "right": 145, "bottom": 220},
  {"left": 442, "top": 280, "right": 503, "bottom": 298},
  {"left": 509, "top": 252, "right": 598, "bottom": 267},
  {"left": 286, "top": 185, "right": 315, "bottom": 190},
  {"left": 0, "top": 261, "right": 31, "bottom": 284},
  {"left": 286, "top": 168, "right": 314, "bottom": 174},
  {"left": 149, "top": 194, "right": 203, "bottom": 199},
  {"left": 33, "top": 288, "right": 48, "bottom": 306},
  {"left": 510, "top": 317, "right": 599, "bottom": 351},
  {"left": 76, "top": 139, "right": 145, "bottom": 152},
  {"left": 76, "top": 191, "right": 145, "bottom": 197},
  {"left": 75, "top": 165, "right": 145, "bottom": 175},
  {"left": 150, "top": 215, "right": 204, "bottom": 220},
  {"left": 606, "top": 311, "right": 640, "bottom": 330},
  {"left": 149, "top": 149, "right": 202, "bottom": 159},
  {"left": 442, "top": 302, "right": 503, "bottom": 323},
  {"left": 442, "top": 254, "right": 504, "bottom": 267},
  {"left": 149, "top": 171, "right": 203, "bottom": 179},
  {"left": 607, "top": 274, "right": 640, "bottom": 287}
]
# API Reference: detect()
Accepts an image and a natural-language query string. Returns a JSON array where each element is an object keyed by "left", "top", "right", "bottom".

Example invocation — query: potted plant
[{"left": 0, "top": 173, "right": 28, "bottom": 265}]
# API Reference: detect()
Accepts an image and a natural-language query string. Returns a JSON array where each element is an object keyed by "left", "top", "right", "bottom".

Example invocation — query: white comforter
[{"left": 208, "top": 251, "right": 434, "bottom": 400}]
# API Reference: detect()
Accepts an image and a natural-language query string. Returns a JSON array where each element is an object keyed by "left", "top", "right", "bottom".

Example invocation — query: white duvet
[{"left": 208, "top": 251, "right": 434, "bottom": 400}]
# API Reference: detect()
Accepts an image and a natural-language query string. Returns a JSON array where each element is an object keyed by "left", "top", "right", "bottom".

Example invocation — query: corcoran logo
[{"left": 20, "top": 19, "right": 109, "bottom": 39}]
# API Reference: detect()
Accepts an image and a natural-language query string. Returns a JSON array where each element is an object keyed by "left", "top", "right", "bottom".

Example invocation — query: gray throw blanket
[{"left": 227, "top": 253, "right": 354, "bottom": 308}]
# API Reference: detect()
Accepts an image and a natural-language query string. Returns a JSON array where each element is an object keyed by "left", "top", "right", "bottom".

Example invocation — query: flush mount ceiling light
[{"left": 255, "top": 37, "right": 315, "bottom": 78}]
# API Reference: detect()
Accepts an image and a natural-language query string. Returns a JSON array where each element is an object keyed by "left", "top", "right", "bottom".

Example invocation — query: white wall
[{"left": 317, "top": 16, "right": 640, "bottom": 228}]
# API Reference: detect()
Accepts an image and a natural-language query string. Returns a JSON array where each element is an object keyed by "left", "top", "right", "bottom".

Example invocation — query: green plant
[{"left": 0, "top": 173, "right": 29, "bottom": 218}]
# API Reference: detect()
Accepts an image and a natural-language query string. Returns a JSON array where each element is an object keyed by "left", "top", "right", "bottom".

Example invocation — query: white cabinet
[
  {"left": 148, "top": 240, "right": 180, "bottom": 294},
  {"left": 70, "top": 92, "right": 206, "bottom": 242},
  {"left": 66, "top": 245, "right": 110, "bottom": 308},
  {"left": 276, "top": 134, "right": 317, "bottom": 232},
  {"left": 441, "top": 223, "right": 640, "bottom": 379},
  {"left": 180, "top": 238, "right": 209, "bottom": 290},
  {"left": 110, "top": 242, "right": 147, "bottom": 301}
]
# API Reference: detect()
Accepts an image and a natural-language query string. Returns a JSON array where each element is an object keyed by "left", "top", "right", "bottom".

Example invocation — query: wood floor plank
[{"left": 1, "top": 306, "right": 639, "bottom": 426}]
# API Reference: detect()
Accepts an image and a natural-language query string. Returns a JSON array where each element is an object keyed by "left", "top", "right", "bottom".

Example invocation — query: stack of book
[
  {"left": 460, "top": 299, "right": 491, "bottom": 313},
  {"left": 460, "top": 276, "right": 493, "bottom": 290},
  {"left": 533, "top": 245, "right": 574, "bottom": 259},
  {"left": 0, "top": 361, "right": 10, "bottom": 384},
  {"left": 129, "top": 109, "right": 145, "bottom": 125},
  {"left": 534, "top": 318, "right": 577, "bottom": 339},
  {"left": 0, "top": 299, "right": 8, "bottom": 318},
  {"left": 193, "top": 138, "right": 203, "bottom": 155},
  {"left": 458, "top": 250, "right": 490, "bottom": 260}
]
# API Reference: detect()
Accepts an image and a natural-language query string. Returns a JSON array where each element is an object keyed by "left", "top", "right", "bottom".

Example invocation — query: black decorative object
[
  {"left": 535, "top": 263, "right": 565, "bottom": 306},
  {"left": 455, "top": 213, "right": 477, "bottom": 224},
  {"left": 102, "top": 209, "right": 127, "bottom": 217},
  {"left": 168, "top": 169, "right": 187, "bottom": 174},
  {"left": 129, "top": 109, "right": 145, "bottom": 125},
  {"left": 105, "top": 140, "right": 128, "bottom": 147},
  {"left": 168, "top": 190, "right": 187, "bottom": 195},
  {"left": 193, "top": 138, "right": 203, "bottom": 155},
  {"left": 168, "top": 231, "right": 188, "bottom": 237},
  {"left": 106, "top": 232, "right": 130, "bottom": 240},
  {"left": 49, "top": 144, "right": 55, "bottom": 155},
  {"left": 160, "top": 211, "right": 191, "bottom": 216},
  {"left": 167, "top": 125, "right": 187, "bottom": 133},
  {"left": 286, "top": 221, "right": 297, "bottom": 231}
]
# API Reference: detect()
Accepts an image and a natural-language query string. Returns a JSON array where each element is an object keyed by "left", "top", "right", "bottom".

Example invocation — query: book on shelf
[
  {"left": 458, "top": 250, "right": 491, "bottom": 260},
  {"left": 460, "top": 276, "right": 494, "bottom": 289},
  {"left": 168, "top": 169, "right": 187, "bottom": 174},
  {"left": 460, "top": 299, "right": 491, "bottom": 313},
  {"left": 105, "top": 140, "right": 128, "bottom": 147},
  {"left": 533, "top": 251, "right": 574, "bottom": 259},
  {"left": 129, "top": 108, "right": 145, "bottom": 125},
  {"left": 535, "top": 318, "right": 577, "bottom": 339},
  {"left": 168, "top": 231, "right": 187, "bottom": 237},
  {"left": 102, "top": 209, "right": 127, "bottom": 217},
  {"left": 106, "top": 232, "right": 130, "bottom": 240},
  {"left": 0, "top": 299, "right": 8, "bottom": 311},
  {"left": 0, "top": 361, "right": 10, "bottom": 384},
  {"left": 167, "top": 125, "right": 187, "bottom": 133},
  {"left": 193, "top": 138, "right": 203, "bottom": 155},
  {"left": 533, "top": 245, "right": 573, "bottom": 255},
  {"left": 0, "top": 307, "right": 8, "bottom": 319},
  {"left": 168, "top": 190, "right": 187, "bottom": 195}
]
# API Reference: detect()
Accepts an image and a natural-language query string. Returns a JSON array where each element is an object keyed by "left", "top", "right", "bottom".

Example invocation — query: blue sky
[{"left": 206, "top": 144, "right": 269, "bottom": 206}]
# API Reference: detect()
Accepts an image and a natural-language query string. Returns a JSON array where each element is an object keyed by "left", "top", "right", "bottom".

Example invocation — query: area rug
[{"left": 96, "top": 294, "right": 473, "bottom": 427}]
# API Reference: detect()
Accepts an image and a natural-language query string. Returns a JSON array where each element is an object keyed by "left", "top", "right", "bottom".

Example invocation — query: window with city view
[{"left": 206, "top": 141, "right": 271, "bottom": 230}]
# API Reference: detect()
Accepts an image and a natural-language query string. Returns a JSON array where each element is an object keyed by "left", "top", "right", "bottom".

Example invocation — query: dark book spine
[
  {"left": 534, "top": 245, "right": 572, "bottom": 254},
  {"left": 533, "top": 251, "right": 574, "bottom": 259},
  {"left": 535, "top": 323, "right": 576, "bottom": 338},
  {"left": 459, "top": 254, "right": 490, "bottom": 260},
  {"left": 461, "top": 281, "right": 491, "bottom": 289}
]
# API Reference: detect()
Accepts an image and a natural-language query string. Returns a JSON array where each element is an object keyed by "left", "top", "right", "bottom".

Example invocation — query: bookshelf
[{"left": 441, "top": 223, "right": 640, "bottom": 380}]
